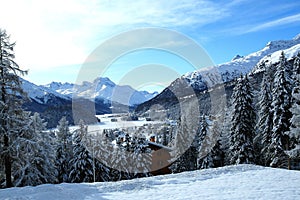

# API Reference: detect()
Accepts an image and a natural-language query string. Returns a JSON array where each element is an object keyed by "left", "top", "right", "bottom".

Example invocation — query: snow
[
  {"left": 253, "top": 44, "right": 300, "bottom": 73},
  {"left": 21, "top": 78, "right": 70, "bottom": 103},
  {"left": 43, "top": 77, "right": 157, "bottom": 106},
  {"left": 87, "top": 114, "right": 164, "bottom": 132},
  {"left": 1, "top": 165, "right": 300, "bottom": 200}
]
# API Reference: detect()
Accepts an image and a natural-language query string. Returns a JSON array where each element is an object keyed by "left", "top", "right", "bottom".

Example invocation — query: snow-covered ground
[
  {"left": 1, "top": 165, "right": 300, "bottom": 200},
  {"left": 74, "top": 114, "right": 164, "bottom": 133}
]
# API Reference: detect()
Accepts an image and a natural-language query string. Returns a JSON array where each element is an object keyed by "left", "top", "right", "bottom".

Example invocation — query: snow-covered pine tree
[
  {"left": 197, "top": 115, "right": 211, "bottom": 169},
  {"left": 292, "top": 52, "right": 300, "bottom": 77},
  {"left": 286, "top": 54, "right": 300, "bottom": 160},
  {"left": 13, "top": 112, "right": 57, "bottom": 186},
  {"left": 110, "top": 145, "right": 131, "bottom": 181},
  {"left": 30, "top": 113, "right": 57, "bottom": 183},
  {"left": 229, "top": 75, "right": 256, "bottom": 165},
  {"left": 89, "top": 131, "right": 111, "bottom": 182},
  {"left": 208, "top": 120, "right": 224, "bottom": 168},
  {"left": 0, "top": 29, "right": 27, "bottom": 188},
  {"left": 56, "top": 117, "right": 73, "bottom": 183},
  {"left": 171, "top": 115, "right": 198, "bottom": 172},
  {"left": 220, "top": 106, "right": 233, "bottom": 166},
  {"left": 255, "top": 64, "right": 274, "bottom": 166},
  {"left": 130, "top": 135, "right": 151, "bottom": 178},
  {"left": 197, "top": 116, "right": 223, "bottom": 169},
  {"left": 68, "top": 120, "right": 94, "bottom": 183},
  {"left": 268, "top": 52, "right": 292, "bottom": 167}
]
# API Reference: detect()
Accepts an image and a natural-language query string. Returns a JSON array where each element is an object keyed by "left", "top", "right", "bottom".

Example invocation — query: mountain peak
[
  {"left": 40, "top": 77, "right": 157, "bottom": 106},
  {"left": 293, "top": 33, "right": 300, "bottom": 41},
  {"left": 231, "top": 55, "right": 244, "bottom": 61},
  {"left": 94, "top": 77, "right": 115, "bottom": 86}
]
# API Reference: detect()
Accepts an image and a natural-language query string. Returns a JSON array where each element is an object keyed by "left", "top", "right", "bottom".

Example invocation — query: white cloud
[
  {"left": 0, "top": 0, "right": 229, "bottom": 73},
  {"left": 244, "top": 13, "right": 300, "bottom": 33}
]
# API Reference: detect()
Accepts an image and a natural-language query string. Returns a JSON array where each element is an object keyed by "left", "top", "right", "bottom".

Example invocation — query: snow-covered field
[
  {"left": 69, "top": 114, "right": 165, "bottom": 133},
  {"left": 1, "top": 165, "right": 300, "bottom": 200}
]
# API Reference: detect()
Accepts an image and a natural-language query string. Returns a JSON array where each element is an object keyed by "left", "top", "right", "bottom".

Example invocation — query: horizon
[{"left": 1, "top": 0, "right": 300, "bottom": 92}]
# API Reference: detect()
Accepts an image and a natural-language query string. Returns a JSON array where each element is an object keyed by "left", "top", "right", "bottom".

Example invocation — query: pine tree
[
  {"left": 171, "top": 117, "right": 195, "bottom": 172},
  {"left": 129, "top": 135, "right": 152, "bottom": 178},
  {"left": 255, "top": 66, "right": 273, "bottom": 166},
  {"left": 0, "top": 29, "right": 27, "bottom": 188},
  {"left": 110, "top": 146, "right": 131, "bottom": 180},
  {"left": 268, "top": 52, "right": 292, "bottom": 167},
  {"left": 220, "top": 107, "right": 232, "bottom": 165},
  {"left": 198, "top": 118, "right": 223, "bottom": 169},
  {"left": 229, "top": 75, "right": 256, "bottom": 165},
  {"left": 13, "top": 112, "right": 57, "bottom": 186},
  {"left": 91, "top": 131, "right": 112, "bottom": 182},
  {"left": 56, "top": 117, "right": 73, "bottom": 182},
  {"left": 197, "top": 115, "right": 210, "bottom": 169},
  {"left": 69, "top": 120, "right": 94, "bottom": 183},
  {"left": 286, "top": 55, "right": 300, "bottom": 159}
]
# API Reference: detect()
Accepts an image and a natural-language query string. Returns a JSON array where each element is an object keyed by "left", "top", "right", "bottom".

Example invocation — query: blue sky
[{"left": 1, "top": 0, "right": 300, "bottom": 92}]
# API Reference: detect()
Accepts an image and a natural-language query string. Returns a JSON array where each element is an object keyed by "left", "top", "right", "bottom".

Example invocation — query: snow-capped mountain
[
  {"left": 43, "top": 77, "right": 158, "bottom": 106},
  {"left": 182, "top": 34, "right": 300, "bottom": 90},
  {"left": 21, "top": 78, "right": 71, "bottom": 104},
  {"left": 253, "top": 43, "right": 300, "bottom": 73},
  {"left": 136, "top": 33, "right": 300, "bottom": 115}
]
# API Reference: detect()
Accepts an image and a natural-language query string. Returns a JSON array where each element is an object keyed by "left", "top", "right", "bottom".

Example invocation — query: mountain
[
  {"left": 182, "top": 34, "right": 300, "bottom": 90},
  {"left": 21, "top": 79, "right": 112, "bottom": 128},
  {"left": 136, "top": 34, "right": 300, "bottom": 115},
  {"left": 21, "top": 78, "right": 71, "bottom": 104},
  {"left": 43, "top": 77, "right": 158, "bottom": 106},
  {"left": 1, "top": 165, "right": 299, "bottom": 199},
  {"left": 21, "top": 77, "right": 157, "bottom": 127}
]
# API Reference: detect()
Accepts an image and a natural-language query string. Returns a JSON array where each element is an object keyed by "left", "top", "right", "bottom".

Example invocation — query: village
[{"left": 72, "top": 112, "right": 178, "bottom": 177}]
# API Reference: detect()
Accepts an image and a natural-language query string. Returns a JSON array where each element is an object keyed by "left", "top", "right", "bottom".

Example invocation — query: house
[{"left": 147, "top": 137, "right": 172, "bottom": 175}]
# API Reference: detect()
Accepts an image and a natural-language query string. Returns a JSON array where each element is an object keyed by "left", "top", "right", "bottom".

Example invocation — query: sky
[{"left": 0, "top": 0, "right": 300, "bottom": 92}]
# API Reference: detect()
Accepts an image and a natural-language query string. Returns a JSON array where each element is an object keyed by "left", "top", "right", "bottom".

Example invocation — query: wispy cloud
[{"left": 247, "top": 13, "right": 300, "bottom": 33}]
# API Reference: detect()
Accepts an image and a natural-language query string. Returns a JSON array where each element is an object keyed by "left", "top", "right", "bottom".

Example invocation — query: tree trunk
[
  {"left": 4, "top": 134, "right": 12, "bottom": 187},
  {"left": 1, "top": 77, "right": 12, "bottom": 188}
]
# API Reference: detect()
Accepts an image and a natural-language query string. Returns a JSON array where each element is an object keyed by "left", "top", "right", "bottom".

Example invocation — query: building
[{"left": 147, "top": 140, "right": 172, "bottom": 175}]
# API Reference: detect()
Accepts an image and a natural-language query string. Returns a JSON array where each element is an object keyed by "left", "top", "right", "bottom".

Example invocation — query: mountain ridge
[
  {"left": 136, "top": 33, "right": 300, "bottom": 115},
  {"left": 22, "top": 77, "right": 157, "bottom": 107}
]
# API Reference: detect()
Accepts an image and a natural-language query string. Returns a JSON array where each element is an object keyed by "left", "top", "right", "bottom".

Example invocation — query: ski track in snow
[{"left": 1, "top": 165, "right": 300, "bottom": 200}]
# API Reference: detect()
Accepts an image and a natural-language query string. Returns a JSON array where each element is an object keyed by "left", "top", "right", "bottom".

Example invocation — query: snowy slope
[
  {"left": 1, "top": 165, "right": 299, "bottom": 200},
  {"left": 253, "top": 43, "right": 300, "bottom": 73},
  {"left": 183, "top": 34, "right": 300, "bottom": 89},
  {"left": 44, "top": 77, "right": 158, "bottom": 106}
]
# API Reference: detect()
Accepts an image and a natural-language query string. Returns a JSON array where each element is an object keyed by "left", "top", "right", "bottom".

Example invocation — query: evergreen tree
[
  {"left": 292, "top": 53, "right": 300, "bottom": 77},
  {"left": 171, "top": 116, "right": 196, "bottom": 173},
  {"left": 229, "top": 75, "right": 256, "bottom": 165},
  {"left": 13, "top": 113, "right": 57, "bottom": 186},
  {"left": 198, "top": 118, "right": 223, "bottom": 169},
  {"left": 268, "top": 52, "right": 292, "bottom": 167},
  {"left": 69, "top": 120, "right": 94, "bottom": 183},
  {"left": 0, "top": 29, "right": 27, "bottom": 187},
  {"left": 56, "top": 117, "right": 73, "bottom": 182},
  {"left": 255, "top": 66, "right": 273, "bottom": 166},
  {"left": 197, "top": 115, "right": 210, "bottom": 169},
  {"left": 220, "top": 107, "right": 233, "bottom": 165},
  {"left": 91, "top": 131, "right": 112, "bottom": 182},
  {"left": 110, "top": 146, "right": 131, "bottom": 180},
  {"left": 286, "top": 55, "right": 300, "bottom": 159},
  {"left": 129, "top": 135, "right": 152, "bottom": 178}
]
